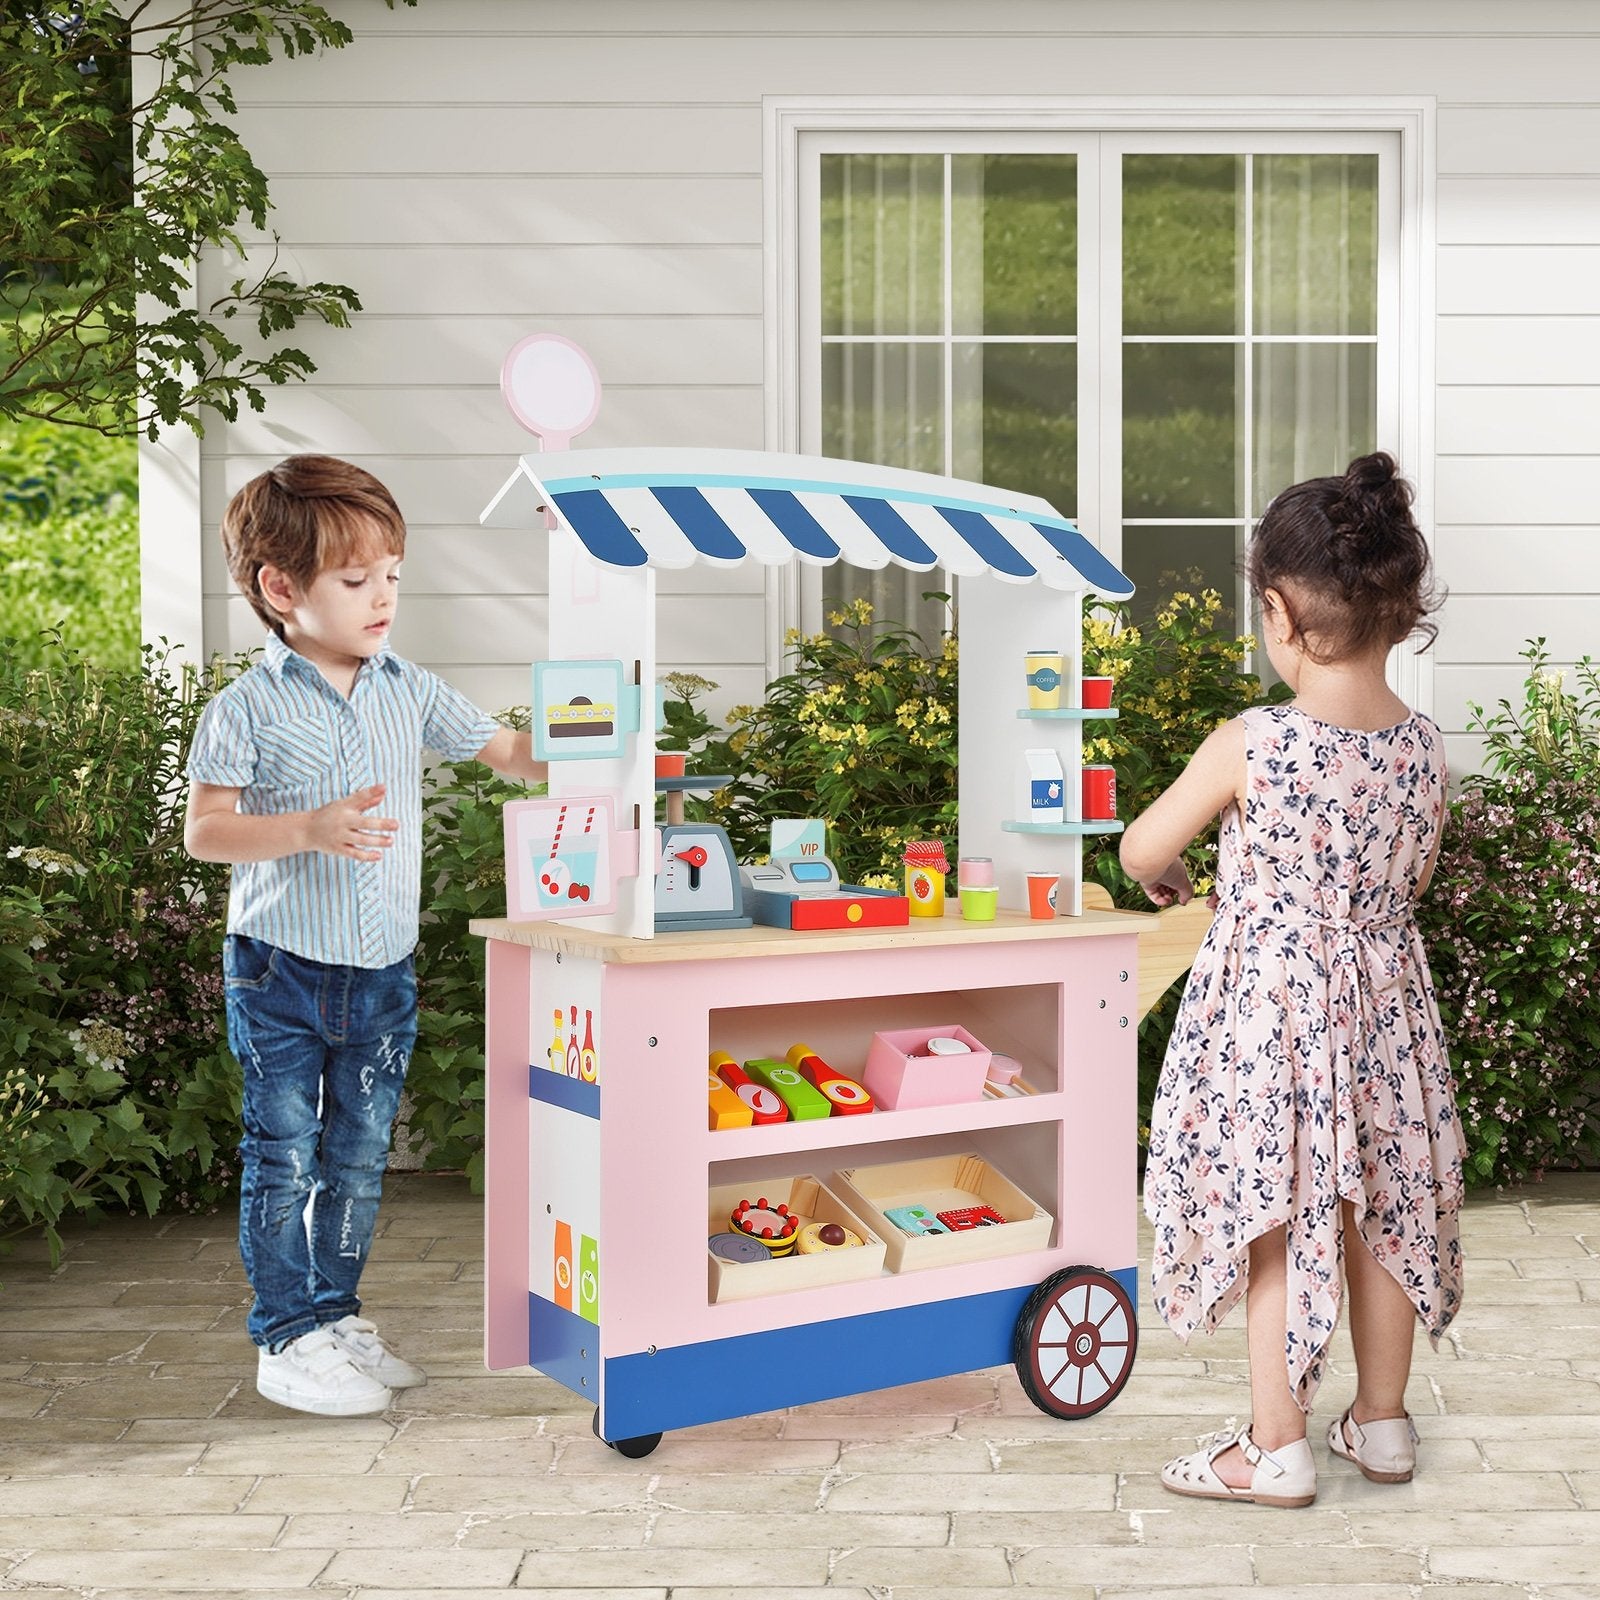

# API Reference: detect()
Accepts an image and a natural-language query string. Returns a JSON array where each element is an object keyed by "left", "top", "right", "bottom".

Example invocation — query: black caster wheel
[
  {"left": 1012, "top": 1264, "right": 1137, "bottom": 1419},
  {"left": 593, "top": 1407, "right": 662, "bottom": 1459}
]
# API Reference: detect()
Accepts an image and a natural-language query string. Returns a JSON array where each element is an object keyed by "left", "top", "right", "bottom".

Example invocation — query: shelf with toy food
[
  {"left": 706, "top": 1122, "right": 1061, "bottom": 1290},
  {"left": 705, "top": 986, "right": 1059, "bottom": 1136}
]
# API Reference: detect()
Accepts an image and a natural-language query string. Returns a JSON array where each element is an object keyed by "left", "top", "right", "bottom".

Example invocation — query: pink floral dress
[{"left": 1144, "top": 704, "right": 1466, "bottom": 1410}]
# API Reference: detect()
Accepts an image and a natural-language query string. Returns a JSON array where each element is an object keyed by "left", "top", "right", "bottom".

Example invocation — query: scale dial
[{"left": 655, "top": 824, "right": 752, "bottom": 930}]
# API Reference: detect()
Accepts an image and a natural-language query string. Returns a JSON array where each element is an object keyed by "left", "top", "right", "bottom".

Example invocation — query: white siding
[{"left": 162, "top": 0, "right": 1600, "bottom": 764}]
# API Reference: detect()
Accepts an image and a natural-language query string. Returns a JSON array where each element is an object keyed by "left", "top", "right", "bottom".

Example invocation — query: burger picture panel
[{"left": 533, "top": 659, "right": 639, "bottom": 761}]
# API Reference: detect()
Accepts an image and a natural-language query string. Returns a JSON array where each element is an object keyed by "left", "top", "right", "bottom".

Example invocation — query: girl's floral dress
[{"left": 1144, "top": 704, "right": 1466, "bottom": 1410}]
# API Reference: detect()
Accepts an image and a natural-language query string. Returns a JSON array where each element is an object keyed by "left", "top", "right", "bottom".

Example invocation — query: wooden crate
[
  {"left": 706, "top": 1174, "right": 886, "bottom": 1303},
  {"left": 833, "top": 1152, "right": 1053, "bottom": 1273}
]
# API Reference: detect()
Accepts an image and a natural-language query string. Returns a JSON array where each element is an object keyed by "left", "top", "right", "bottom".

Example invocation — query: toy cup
[
  {"left": 1026, "top": 651, "right": 1064, "bottom": 710},
  {"left": 1081, "top": 675, "right": 1114, "bottom": 709},
  {"left": 959, "top": 885, "right": 999, "bottom": 922},
  {"left": 958, "top": 855, "right": 994, "bottom": 889},
  {"left": 1026, "top": 872, "right": 1059, "bottom": 919}
]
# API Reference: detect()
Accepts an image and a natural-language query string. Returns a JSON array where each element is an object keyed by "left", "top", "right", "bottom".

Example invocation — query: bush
[
  {"left": 0, "top": 636, "right": 246, "bottom": 1263},
  {"left": 405, "top": 719, "right": 537, "bottom": 1188},
  {"left": 713, "top": 597, "right": 959, "bottom": 885},
  {"left": 1419, "top": 643, "right": 1600, "bottom": 1186}
]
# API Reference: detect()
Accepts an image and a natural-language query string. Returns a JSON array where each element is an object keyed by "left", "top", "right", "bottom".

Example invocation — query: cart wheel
[
  {"left": 592, "top": 1407, "right": 662, "bottom": 1459},
  {"left": 1012, "top": 1265, "right": 1138, "bottom": 1419}
]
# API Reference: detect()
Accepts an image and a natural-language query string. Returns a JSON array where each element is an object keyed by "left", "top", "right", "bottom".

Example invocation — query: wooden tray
[
  {"left": 706, "top": 1174, "right": 885, "bottom": 1302},
  {"left": 833, "top": 1152, "right": 1053, "bottom": 1273}
]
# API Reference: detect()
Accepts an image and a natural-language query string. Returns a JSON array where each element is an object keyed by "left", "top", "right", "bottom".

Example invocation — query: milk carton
[{"left": 1019, "top": 748, "right": 1065, "bottom": 824}]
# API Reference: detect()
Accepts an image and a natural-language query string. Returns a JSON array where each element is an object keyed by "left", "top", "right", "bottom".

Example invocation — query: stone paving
[{"left": 3, "top": 1171, "right": 1600, "bottom": 1598}]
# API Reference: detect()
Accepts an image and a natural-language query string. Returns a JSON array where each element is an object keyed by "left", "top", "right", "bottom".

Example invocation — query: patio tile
[{"left": 3, "top": 1172, "right": 1600, "bottom": 1597}]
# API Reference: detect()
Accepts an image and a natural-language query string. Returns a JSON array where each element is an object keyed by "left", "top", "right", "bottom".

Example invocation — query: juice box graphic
[
  {"left": 578, "top": 1234, "right": 600, "bottom": 1324},
  {"left": 553, "top": 1219, "right": 573, "bottom": 1310}
]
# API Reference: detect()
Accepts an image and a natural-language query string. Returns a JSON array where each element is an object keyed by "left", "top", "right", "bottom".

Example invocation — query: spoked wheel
[
  {"left": 1012, "top": 1265, "right": 1138, "bottom": 1419},
  {"left": 592, "top": 1408, "right": 662, "bottom": 1459}
]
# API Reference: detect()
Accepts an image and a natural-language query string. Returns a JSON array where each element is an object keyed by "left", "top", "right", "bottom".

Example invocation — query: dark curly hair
[{"left": 1246, "top": 451, "right": 1441, "bottom": 664}]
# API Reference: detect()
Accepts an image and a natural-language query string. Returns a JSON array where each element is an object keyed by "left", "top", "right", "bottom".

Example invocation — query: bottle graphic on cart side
[
  {"left": 566, "top": 1005, "right": 582, "bottom": 1077},
  {"left": 579, "top": 1009, "right": 599, "bottom": 1083}
]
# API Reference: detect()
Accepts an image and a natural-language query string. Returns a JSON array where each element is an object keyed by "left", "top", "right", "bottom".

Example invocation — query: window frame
[{"left": 766, "top": 96, "right": 1436, "bottom": 711}]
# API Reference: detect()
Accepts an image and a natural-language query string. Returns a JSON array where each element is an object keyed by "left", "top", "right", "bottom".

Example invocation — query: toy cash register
[{"left": 740, "top": 854, "right": 909, "bottom": 931}]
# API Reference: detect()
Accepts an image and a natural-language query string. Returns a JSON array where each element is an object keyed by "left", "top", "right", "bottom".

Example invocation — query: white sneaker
[
  {"left": 256, "top": 1327, "right": 394, "bottom": 1416},
  {"left": 325, "top": 1314, "right": 428, "bottom": 1389}
]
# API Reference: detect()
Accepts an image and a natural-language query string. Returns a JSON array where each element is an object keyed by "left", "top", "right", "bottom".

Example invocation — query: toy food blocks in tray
[
  {"left": 833, "top": 1152, "right": 1053, "bottom": 1273},
  {"left": 706, "top": 1174, "right": 886, "bottom": 1302}
]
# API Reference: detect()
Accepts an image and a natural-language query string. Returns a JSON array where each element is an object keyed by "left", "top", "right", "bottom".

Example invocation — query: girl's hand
[{"left": 1139, "top": 859, "right": 1195, "bottom": 908}]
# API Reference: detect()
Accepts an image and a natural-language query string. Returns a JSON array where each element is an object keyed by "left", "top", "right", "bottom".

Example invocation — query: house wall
[{"left": 156, "top": 0, "right": 1600, "bottom": 775}]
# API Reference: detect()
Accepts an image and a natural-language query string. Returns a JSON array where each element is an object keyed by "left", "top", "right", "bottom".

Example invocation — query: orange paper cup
[{"left": 1026, "top": 872, "right": 1059, "bottom": 919}]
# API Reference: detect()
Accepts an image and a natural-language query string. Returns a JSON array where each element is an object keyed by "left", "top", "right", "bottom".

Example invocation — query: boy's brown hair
[{"left": 222, "top": 455, "right": 407, "bottom": 634}]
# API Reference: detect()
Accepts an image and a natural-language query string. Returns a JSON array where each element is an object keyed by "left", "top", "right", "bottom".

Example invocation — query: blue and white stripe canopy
[{"left": 481, "top": 448, "right": 1133, "bottom": 598}]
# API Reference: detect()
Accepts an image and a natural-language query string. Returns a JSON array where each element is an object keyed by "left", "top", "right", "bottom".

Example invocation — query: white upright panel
[
  {"left": 547, "top": 527, "right": 657, "bottom": 939},
  {"left": 959, "top": 575, "right": 1092, "bottom": 918}
]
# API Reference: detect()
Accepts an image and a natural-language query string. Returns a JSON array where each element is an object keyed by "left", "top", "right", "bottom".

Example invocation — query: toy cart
[{"left": 470, "top": 341, "right": 1202, "bottom": 1454}]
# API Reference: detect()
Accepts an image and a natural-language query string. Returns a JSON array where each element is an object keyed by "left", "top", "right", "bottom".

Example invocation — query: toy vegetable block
[
  {"left": 707, "top": 1068, "right": 753, "bottom": 1132},
  {"left": 786, "top": 1043, "right": 875, "bottom": 1115},
  {"left": 743, "top": 1057, "right": 831, "bottom": 1121},
  {"left": 710, "top": 1050, "right": 788, "bottom": 1124},
  {"left": 1082, "top": 882, "right": 1213, "bottom": 1022}
]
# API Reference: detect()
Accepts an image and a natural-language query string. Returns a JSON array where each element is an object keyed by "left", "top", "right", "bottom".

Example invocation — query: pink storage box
[{"left": 861, "top": 1025, "right": 992, "bottom": 1109}]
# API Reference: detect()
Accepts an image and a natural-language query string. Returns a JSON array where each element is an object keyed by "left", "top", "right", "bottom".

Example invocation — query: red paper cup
[
  {"left": 1081, "top": 675, "right": 1114, "bottom": 709},
  {"left": 1026, "top": 872, "right": 1059, "bottom": 919}
]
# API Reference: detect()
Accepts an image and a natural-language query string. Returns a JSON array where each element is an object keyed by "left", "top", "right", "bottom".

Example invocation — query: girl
[{"left": 1121, "top": 451, "right": 1465, "bottom": 1508}]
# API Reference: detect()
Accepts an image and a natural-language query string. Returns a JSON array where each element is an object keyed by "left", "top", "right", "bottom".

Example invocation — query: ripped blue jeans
[{"left": 224, "top": 935, "right": 416, "bottom": 1350}]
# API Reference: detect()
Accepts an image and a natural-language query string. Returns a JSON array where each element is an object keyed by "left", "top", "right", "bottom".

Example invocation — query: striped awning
[{"left": 481, "top": 447, "right": 1133, "bottom": 598}]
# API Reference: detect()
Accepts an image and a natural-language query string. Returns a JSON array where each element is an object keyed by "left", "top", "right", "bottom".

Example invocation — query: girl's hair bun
[
  {"left": 1329, "top": 451, "right": 1414, "bottom": 563},
  {"left": 1247, "top": 449, "right": 1441, "bottom": 663}
]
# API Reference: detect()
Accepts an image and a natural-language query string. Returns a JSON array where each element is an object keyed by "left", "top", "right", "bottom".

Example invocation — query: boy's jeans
[{"left": 224, "top": 935, "right": 416, "bottom": 1350}]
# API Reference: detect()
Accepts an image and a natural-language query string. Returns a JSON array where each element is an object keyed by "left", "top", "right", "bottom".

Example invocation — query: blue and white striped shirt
[{"left": 187, "top": 632, "right": 500, "bottom": 968}]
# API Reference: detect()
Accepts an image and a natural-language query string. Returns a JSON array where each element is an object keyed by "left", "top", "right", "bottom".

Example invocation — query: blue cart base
[{"left": 532, "top": 1264, "right": 1138, "bottom": 1443}]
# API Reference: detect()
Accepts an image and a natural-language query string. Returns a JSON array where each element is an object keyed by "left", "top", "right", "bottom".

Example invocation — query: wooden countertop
[{"left": 469, "top": 904, "right": 1153, "bottom": 965}]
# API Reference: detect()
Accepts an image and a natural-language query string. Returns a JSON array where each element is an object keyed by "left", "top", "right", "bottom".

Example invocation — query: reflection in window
[
  {"left": 820, "top": 153, "right": 1077, "bottom": 640},
  {"left": 1121, "top": 152, "right": 1378, "bottom": 636}
]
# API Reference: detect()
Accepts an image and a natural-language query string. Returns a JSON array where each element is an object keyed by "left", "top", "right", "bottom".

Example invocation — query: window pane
[
  {"left": 1252, "top": 342, "right": 1377, "bottom": 514},
  {"left": 818, "top": 340, "right": 948, "bottom": 635},
  {"left": 1254, "top": 154, "right": 1378, "bottom": 336},
  {"left": 1121, "top": 525, "right": 1242, "bottom": 631},
  {"left": 1123, "top": 154, "right": 1243, "bottom": 336},
  {"left": 951, "top": 154, "right": 1076, "bottom": 337},
  {"left": 821, "top": 342, "right": 944, "bottom": 474},
  {"left": 953, "top": 342, "right": 1076, "bottom": 517},
  {"left": 1123, "top": 342, "right": 1240, "bottom": 518},
  {"left": 822, "top": 154, "right": 944, "bottom": 337}
]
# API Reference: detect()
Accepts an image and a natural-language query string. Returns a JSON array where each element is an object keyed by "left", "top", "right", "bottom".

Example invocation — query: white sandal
[
  {"left": 1327, "top": 1408, "right": 1418, "bottom": 1483},
  {"left": 1161, "top": 1423, "right": 1317, "bottom": 1508}
]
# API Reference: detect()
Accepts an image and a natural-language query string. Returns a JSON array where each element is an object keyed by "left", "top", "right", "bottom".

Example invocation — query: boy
[{"left": 185, "top": 455, "right": 545, "bottom": 1416}]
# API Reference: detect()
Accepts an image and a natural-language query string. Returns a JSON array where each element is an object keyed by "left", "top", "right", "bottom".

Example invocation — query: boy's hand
[
  {"left": 307, "top": 784, "right": 400, "bottom": 862},
  {"left": 1139, "top": 860, "right": 1195, "bottom": 908}
]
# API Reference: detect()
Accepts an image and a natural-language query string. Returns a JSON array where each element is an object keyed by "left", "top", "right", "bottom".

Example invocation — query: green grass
[{"left": 0, "top": 417, "right": 139, "bottom": 671}]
